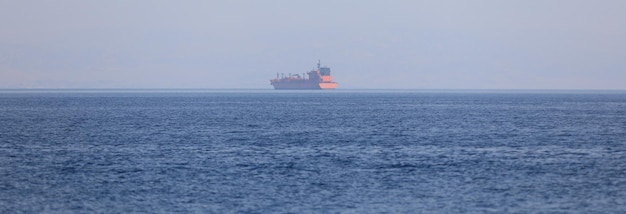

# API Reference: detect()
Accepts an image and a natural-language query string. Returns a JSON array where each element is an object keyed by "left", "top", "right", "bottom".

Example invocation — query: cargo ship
[{"left": 270, "top": 60, "right": 338, "bottom": 90}]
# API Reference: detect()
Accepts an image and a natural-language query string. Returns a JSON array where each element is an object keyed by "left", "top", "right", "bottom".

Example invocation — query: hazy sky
[{"left": 1, "top": 0, "right": 625, "bottom": 89}]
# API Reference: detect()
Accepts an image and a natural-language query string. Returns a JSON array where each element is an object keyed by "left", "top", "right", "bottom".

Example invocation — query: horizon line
[{"left": 1, "top": 88, "right": 626, "bottom": 92}]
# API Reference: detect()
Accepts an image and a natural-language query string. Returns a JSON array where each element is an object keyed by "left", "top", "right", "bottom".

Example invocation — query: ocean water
[{"left": 1, "top": 90, "right": 625, "bottom": 213}]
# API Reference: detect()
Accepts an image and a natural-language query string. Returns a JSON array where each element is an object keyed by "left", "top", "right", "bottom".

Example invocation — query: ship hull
[{"left": 272, "top": 81, "right": 338, "bottom": 90}]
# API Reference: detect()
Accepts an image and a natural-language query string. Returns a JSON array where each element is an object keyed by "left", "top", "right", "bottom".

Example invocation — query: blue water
[{"left": 1, "top": 90, "right": 625, "bottom": 213}]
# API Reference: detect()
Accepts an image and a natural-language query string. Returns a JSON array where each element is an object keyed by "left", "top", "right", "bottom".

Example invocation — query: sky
[{"left": 1, "top": 0, "right": 625, "bottom": 89}]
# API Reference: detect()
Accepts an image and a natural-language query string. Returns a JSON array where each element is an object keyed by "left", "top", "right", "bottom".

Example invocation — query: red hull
[{"left": 272, "top": 81, "right": 338, "bottom": 90}]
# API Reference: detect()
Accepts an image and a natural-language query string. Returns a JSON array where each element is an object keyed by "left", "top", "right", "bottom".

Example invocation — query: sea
[{"left": 1, "top": 89, "right": 625, "bottom": 213}]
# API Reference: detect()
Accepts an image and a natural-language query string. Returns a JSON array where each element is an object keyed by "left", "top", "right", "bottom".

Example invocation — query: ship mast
[{"left": 317, "top": 59, "right": 321, "bottom": 69}]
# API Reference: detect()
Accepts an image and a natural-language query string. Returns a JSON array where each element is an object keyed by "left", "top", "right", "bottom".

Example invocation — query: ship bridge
[{"left": 320, "top": 67, "right": 331, "bottom": 76}]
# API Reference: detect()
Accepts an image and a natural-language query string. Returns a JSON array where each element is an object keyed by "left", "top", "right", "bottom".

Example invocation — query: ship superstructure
[{"left": 270, "top": 60, "right": 338, "bottom": 90}]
